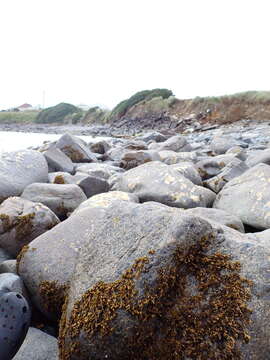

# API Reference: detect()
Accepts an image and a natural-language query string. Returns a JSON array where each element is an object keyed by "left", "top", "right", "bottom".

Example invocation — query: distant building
[{"left": 17, "top": 103, "right": 33, "bottom": 111}]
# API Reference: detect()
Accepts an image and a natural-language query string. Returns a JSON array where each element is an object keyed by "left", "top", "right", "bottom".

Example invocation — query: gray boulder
[
  {"left": 158, "top": 150, "right": 197, "bottom": 164},
  {"left": 204, "top": 158, "right": 249, "bottom": 193},
  {"left": 76, "top": 163, "right": 124, "bottom": 180},
  {"left": 246, "top": 148, "right": 270, "bottom": 168},
  {"left": 184, "top": 207, "right": 245, "bottom": 233},
  {"left": 214, "top": 163, "right": 270, "bottom": 229},
  {"left": 169, "top": 162, "right": 202, "bottom": 186},
  {"left": 21, "top": 183, "right": 87, "bottom": 219},
  {"left": 120, "top": 150, "right": 161, "bottom": 169},
  {"left": 0, "top": 150, "right": 48, "bottom": 203},
  {"left": 76, "top": 176, "right": 109, "bottom": 198},
  {"left": 112, "top": 161, "right": 215, "bottom": 208},
  {"left": 14, "top": 327, "right": 58, "bottom": 360},
  {"left": 149, "top": 135, "right": 192, "bottom": 152},
  {"left": 54, "top": 133, "right": 97, "bottom": 163},
  {"left": 0, "top": 259, "right": 17, "bottom": 274},
  {"left": 137, "top": 131, "right": 167, "bottom": 143},
  {"left": 59, "top": 201, "right": 269, "bottom": 359},
  {"left": 196, "top": 154, "right": 236, "bottom": 180},
  {"left": 73, "top": 191, "right": 140, "bottom": 214},
  {"left": 43, "top": 147, "right": 75, "bottom": 174},
  {"left": 0, "top": 197, "right": 60, "bottom": 256},
  {"left": 210, "top": 135, "right": 242, "bottom": 154}
]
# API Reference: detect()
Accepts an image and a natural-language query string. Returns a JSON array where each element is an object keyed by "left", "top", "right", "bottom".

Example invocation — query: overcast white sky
[{"left": 1, "top": 0, "right": 270, "bottom": 110}]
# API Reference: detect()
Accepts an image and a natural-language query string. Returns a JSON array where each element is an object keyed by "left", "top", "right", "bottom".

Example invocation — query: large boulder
[
  {"left": 0, "top": 150, "right": 48, "bottom": 203},
  {"left": 58, "top": 201, "right": 270, "bottom": 359},
  {"left": 169, "top": 163, "right": 202, "bottom": 186},
  {"left": 54, "top": 133, "right": 97, "bottom": 163},
  {"left": 43, "top": 147, "right": 75, "bottom": 174},
  {"left": 111, "top": 161, "right": 215, "bottom": 208},
  {"left": 214, "top": 163, "right": 270, "bottom": 229},
  {"left": 0, "top": 197, "right": 60, "bottom": 256},
  {"left": 14, "top": 327, "right": 58, "bottom": 360},
  {"left": 21, "top": 183, "right": 87, "bottom": 218}
]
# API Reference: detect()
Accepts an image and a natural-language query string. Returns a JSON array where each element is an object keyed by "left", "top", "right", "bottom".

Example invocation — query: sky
[{"left": 1, "top": 0, "right": 270, "bottom": 110}]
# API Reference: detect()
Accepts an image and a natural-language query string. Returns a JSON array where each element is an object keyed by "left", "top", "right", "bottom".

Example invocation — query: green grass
[
  {"left": 0, "top": 111, "right": 38, "bottom": 123},
  {"left": 191, "top": 91, "right": 270, "bottom": 105}
]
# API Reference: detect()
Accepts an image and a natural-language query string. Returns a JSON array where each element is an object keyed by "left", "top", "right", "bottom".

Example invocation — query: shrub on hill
[
  {"left": 82, "top": 106, "right": 110, "bottom": 124},
  {"left": 109, "top": 88, "right": 173, "bottom": 121},
  {"left": 35, "top": 103, "right": 81, "bottom": 124}
]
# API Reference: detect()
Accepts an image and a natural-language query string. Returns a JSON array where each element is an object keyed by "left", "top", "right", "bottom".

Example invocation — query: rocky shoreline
[{"left": 1, "top": 119, "right": 270, "bottom": 359}]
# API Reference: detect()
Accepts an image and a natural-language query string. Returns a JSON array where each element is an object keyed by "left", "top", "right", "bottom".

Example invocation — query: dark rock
[{"left": 76, "top": 176, "right": 109, "bottom": 198}]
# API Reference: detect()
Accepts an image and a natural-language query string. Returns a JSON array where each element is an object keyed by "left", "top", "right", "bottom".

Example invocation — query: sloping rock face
[
  {"left": 44, "top": 147, "right": 75, "bottom": 174},
  {"left": 58, "top": 201, "right": 269, "bottom": 360},
  {"left": 112, "top": 161, "right": 215, "bottom": 208},
  {"left": 0, "top": 150, "right": 48, "bottom": 203},
  {"left": 54, "top": 133, "right": 97, "bottom": 163},
  {"left": 214, "top": 163, "right": 270, "bottom": 229},
  {"left": 0, "top": 197, "right": 59, "bottom": 256}
]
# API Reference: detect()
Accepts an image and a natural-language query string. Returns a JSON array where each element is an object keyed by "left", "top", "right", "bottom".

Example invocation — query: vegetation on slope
[
  {"left": 109, "top": 88, "right": 173, "bottom": 121},
  {"left": 35, "top": 103, "right": 82, "bottom": 124}
]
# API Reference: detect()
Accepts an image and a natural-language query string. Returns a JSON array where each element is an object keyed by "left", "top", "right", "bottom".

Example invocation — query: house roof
[{"left": 18, "top": 103, "right": 32, "bottom": 109}]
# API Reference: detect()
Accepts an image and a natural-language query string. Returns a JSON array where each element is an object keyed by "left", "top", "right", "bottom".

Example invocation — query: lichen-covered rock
[
  {"left": 73, "top": 191, "right": 139, "bottom": 214},
  {"left": 169, "top": 162, "right": 202, "bottom": 186},
  {"left": 58, "top": 201, "right": 267, "bottom": 360},
  {"left": 158, "top": 150, "right": 197, "bottom": 164},
  {"left": 214, "top": 163, "right": 270, "bottom": 229},
  {"left": 0, "top": 197, "right": 60, "bottom": 256},
  {"left": 0, "top": 150, "right": 48, "bottom": 203},
  {"left": 75, "top": 163, "right": 124, "bottom": 180},
  {"left": 21, "top": 183, "right": 87, "bottom": 219},
  {"left": 112, "top": 161, "right": 215, "bottom": 208},
  {"left": 43, "top": 147, "right": 75, "bottom": 174},
  {"left": 54, "top": 133, "right": 97, "bottom": 163},
  {"left": 13, "top": 327, "right": 58, "bottom": 360}
]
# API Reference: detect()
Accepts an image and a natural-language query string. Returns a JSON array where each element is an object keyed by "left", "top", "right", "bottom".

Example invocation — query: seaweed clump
[
  {"left": 16, "top": 244, "right": 30, "bottom": 272},
  {"left": 54, "top": 175, "right": 66, "bottom": 184},
  {"left": 62, "top": 146, "right": 84, "bottom": 162},
  {"left": 39, "top": 280, "right": 69, "bottom": 320},
  {"left": 59, "top": 235, "right": 253, "bottom": 360},
  {"left": 15, "top": 213, "right": 35, "bottom": 240}
]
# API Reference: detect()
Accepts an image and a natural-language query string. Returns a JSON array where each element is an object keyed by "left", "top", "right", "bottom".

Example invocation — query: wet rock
[
  {"left": 54, "top": 133, "right": 98, "bottom": 163},
  {"left": 14, "top": 327, "right": 58, "bottom": 360},
  {"left": 0, "top": 150, "right": 48, "bottom": 203},
  {"left": 214, "top": 163, "right": 270, "bottom": 229},
  {"left": 43, "top": 147, "right": 75, "bottom": 174},
  {"left": 0, "top": 197, "right": 60, "bottom": 256},
  {"left": 112, "top": 161, "right": 215, "bottom": 208},
  {"left": 21, "top": 183, "right": 87, "bottom": 219}
]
